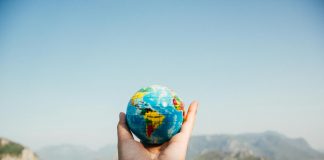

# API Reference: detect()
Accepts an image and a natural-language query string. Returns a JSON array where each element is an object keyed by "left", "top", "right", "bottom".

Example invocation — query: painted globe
[{"left": 126, "top": 85, "right": 185, "bottom": 144}]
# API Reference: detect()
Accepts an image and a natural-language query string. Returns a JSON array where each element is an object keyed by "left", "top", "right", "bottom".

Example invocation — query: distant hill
[
  {"left": 193, "top": 150, "right": 265, "bottom": 160},
  {"left": 37, "top": 144, "right": 116, "bottom": 160},
  {"left": 0, "top": 138, "right": 38, "bottom": 160},
  {"left": 188, "top": 131, "right": 324, "bottom": 160},
  {"left": 35, "top": 131, "right": 324, "bottom": 160}
]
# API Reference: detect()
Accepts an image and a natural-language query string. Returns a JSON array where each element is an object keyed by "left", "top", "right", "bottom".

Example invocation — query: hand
[{"left": 117, "top": 101, "right": 198, "bottom": 160}]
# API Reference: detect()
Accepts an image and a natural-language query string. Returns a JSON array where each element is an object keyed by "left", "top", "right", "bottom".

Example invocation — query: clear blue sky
[{"left": 1, "top": 0, "right": 324, "bottom": 150}]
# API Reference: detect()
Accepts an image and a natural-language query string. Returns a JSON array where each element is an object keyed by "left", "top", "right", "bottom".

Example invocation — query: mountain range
[
  {"left": 187, "top": 131, "right": 324, "bottom": 160},
  {"left": 36, "top": 144, "right": 116, "bottom": 160},
  {"left": 2, "top": 131, "right": 324, "bottom": 160}
]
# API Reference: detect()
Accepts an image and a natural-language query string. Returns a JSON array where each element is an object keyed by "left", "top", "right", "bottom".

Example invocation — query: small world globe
[{"left": 126, "top": 85, "right": 185, "bottom": 144}]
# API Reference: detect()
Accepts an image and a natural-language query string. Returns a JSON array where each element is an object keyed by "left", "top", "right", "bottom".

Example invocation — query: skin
[{"left": 117, "top": 101, "right": 199, "bottom": 160}]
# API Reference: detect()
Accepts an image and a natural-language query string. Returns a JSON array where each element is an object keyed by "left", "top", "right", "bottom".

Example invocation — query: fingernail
[{"left": 119, "top": 112, "right": 122, "bottom": 119}]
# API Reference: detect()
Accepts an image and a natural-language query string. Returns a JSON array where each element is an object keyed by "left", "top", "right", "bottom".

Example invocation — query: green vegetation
[{"left": 0, "top": 141, "right": 24, "bottom": 157}]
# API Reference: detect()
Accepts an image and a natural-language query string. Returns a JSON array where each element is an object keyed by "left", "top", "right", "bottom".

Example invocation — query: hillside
[{"left": 0, "top": 138, "right": 38, "bottom": 160}]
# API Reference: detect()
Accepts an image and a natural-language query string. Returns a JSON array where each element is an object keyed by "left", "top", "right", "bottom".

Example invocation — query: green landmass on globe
[{"left": 126, "top": 85, "right": 185, "bottom": 144}]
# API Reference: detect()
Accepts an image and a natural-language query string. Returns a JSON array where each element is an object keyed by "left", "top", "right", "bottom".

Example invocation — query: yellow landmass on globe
[
  {"left": 143, "top": 110, "right": 165, "bottom": 137},
  {"left": 131, "top": 91, "right": 148, "bottom": 106}
]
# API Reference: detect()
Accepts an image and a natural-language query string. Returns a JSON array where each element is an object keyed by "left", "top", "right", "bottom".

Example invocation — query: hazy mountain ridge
[
  {"left": 9, "top": 131, "right": 322, "bottom": 160},
  {"left": 37, "top": 144, "right": 116, "bottom": 160},
  {"left": 188, "top": 131, "right": 324, "bottom": 160},
  {"left": 193, "top": 150, "right": 266, "bottom": 160}
]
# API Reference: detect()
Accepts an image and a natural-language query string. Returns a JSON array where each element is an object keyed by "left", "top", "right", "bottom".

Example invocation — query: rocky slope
[{"left": 0, "top": 138, "right": 38, "bottom": 160}]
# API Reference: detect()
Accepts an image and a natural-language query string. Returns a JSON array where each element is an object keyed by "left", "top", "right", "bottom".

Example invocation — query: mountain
[
  {"left": 37, "top": 144, "right": 116, "bottom": 160},
  {"left": 0, "top": 138, "right": 38, "bottom": 160},
  {"left": 35, "top": 131, "right": 324, "bottom": 160},
  {"left": 188, "top": 131, "right": 324, "bottom": 160},
  {"left": 193, "top": 150, "right": 265, "bottom": 160}
]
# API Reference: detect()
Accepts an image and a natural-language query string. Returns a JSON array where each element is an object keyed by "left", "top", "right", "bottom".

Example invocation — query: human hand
[{"left": 117, "top": 101, "right": 198, "bottom": 160}]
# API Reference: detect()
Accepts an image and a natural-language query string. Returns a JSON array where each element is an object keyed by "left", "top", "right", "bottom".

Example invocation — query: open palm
[{"left": 117, "top": 101, "right": 198, "bottom": 160}]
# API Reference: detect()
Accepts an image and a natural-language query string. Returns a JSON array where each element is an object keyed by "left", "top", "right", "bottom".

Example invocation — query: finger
[
  {"left": 117, "top": 112, "right": 134, "bottom": 141},
  {"left": 180, "top": 101, "right": 198, "bottom": 137}
]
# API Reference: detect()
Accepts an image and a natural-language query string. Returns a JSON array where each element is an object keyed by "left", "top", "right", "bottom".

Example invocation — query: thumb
[
  {"left": 117, "top": 112, "right": 134, "bottom": 141},
  {"left": 180, "top": 101, "right": 198, "bottom": 138}
]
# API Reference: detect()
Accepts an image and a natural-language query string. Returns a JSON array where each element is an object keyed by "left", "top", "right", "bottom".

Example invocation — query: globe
[{"left": 126, "top": 85, "right": 185, "bottom": 144}]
